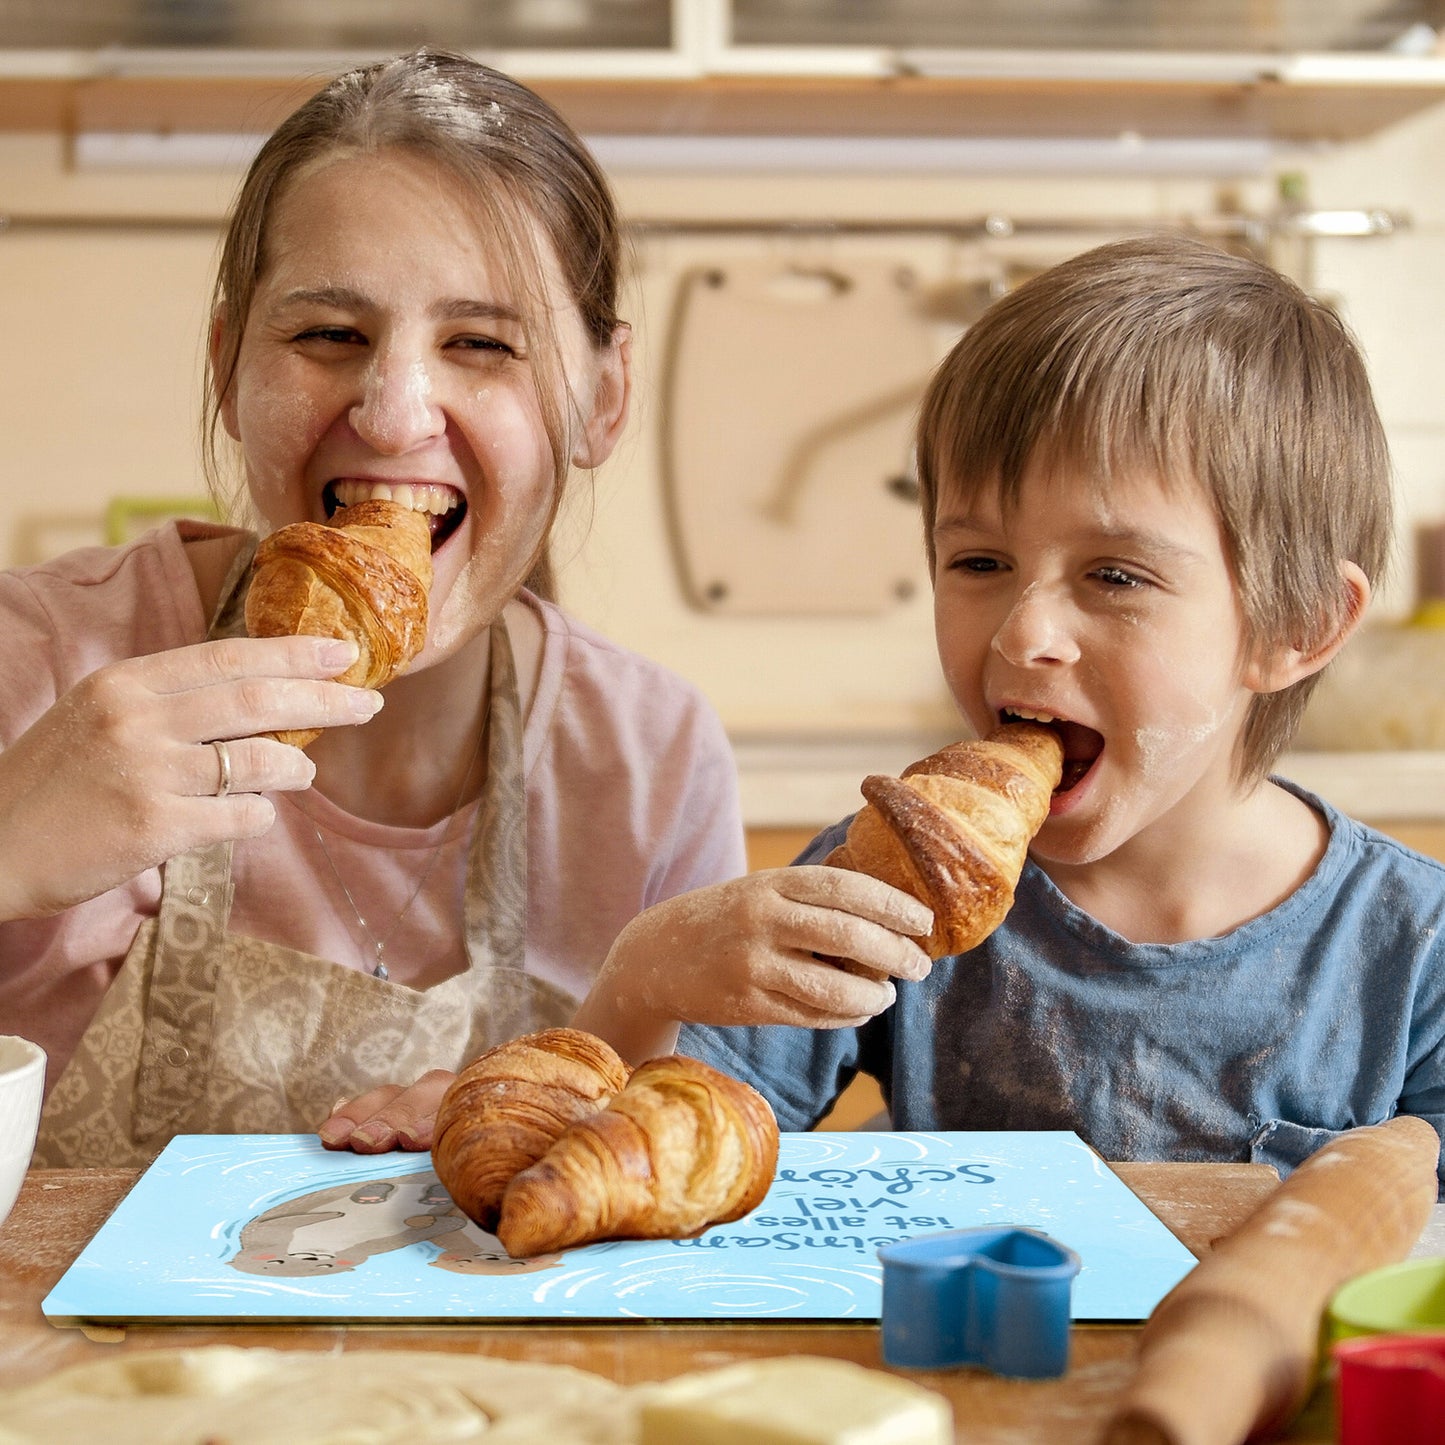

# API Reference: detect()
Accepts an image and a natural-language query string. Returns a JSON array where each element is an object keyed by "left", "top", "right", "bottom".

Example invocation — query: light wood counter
[{"left": 1, "top": 1160, "right": 1340, "bottom": 1443}]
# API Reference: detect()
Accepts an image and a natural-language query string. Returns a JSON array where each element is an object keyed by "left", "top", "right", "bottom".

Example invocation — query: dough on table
[
  {"left": 0, "top": 1347, "right": 632, "bottom": 1444},
  {"left": 0, "top": 1346, "right": 953, "bottom": 1445},
  {"left": 637, "top": 1355, "right": 953, "bottom": 1445}
]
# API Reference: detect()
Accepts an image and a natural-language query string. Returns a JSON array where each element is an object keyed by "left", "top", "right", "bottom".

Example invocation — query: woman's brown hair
[{"left": 203, "top": 48, "right": 626, "bottom": 599}]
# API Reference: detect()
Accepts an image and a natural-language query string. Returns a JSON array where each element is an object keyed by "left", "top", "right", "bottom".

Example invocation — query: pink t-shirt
[{"left": 0, "top": 523, "right": 746, "bottom": 1090}]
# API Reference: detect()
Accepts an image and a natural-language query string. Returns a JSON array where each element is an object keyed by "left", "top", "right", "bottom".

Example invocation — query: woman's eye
[
  {"left": 454, "top": 335, "right": 522, "bottom": 360},
  {"left": 1093, "top": 565, "right": 1146, "bottom": 589},
  {"left": 294, "top": 325, "right": 364, "bottom": 346}
]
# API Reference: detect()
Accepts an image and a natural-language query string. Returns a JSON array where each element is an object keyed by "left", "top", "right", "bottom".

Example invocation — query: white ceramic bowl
[{"left": 0, "top": 1036, "right": 45, "bottom": 1232}]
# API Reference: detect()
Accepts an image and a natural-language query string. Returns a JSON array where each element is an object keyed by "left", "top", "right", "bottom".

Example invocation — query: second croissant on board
[
  {"left": 431, "top": 1028, "right": 780, "bottom": 1257},
  {"left": 497, "top": 1051, "right": 780, "bottom": 1258},
  {"left": 826, "top": 721, "right": 1062, "bottom": 958},
  {"left": 244, "top": 498, "right": 434, "bottom": 748}
]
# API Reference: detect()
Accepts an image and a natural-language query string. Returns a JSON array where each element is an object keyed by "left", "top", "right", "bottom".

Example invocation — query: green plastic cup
[{"left": 1328, "top": 1258, "right": 1445, "bottom": 1344}]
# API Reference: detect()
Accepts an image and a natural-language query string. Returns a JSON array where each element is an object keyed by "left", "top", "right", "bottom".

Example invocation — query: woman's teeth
[{"left": 331, "top": 479, "right": 459, "bottom": 517}]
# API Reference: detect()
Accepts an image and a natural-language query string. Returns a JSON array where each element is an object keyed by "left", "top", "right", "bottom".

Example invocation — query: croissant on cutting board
[
  {"left": 826, "top": 721, "right": 1062, "bottom": 958},
  {"left": 497, "top": 1051, "right": 780, "bottom": 1257},
  {"left": 244, "top": 498, "right": 433, "bottom": 748},
  {"left": 432, "top": 1028, "right": 631, "bottom": 1233},
  {"left": 431, "top": 1028, "right": 780, "bottom": 1257}
]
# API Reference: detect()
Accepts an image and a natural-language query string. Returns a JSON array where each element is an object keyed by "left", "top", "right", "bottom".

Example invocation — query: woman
[{"left": 4, "top": 49, "right": 743, "bottom": 1167}]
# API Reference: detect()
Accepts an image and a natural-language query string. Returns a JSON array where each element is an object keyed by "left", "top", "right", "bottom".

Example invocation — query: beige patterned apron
[{"left": 36, "top": 544, "right": 569, "bottom": 1168}]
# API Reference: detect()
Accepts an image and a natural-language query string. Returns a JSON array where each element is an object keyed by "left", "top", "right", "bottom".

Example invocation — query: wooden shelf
[
  {"left": 534, "top": 73, "right": 1445, "bottom": 144},
  {"left": 2, "top": 69, "right": 1444, "bottom": 143}
]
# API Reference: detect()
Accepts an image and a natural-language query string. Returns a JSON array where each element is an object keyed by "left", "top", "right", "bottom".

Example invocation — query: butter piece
[{"left": 637, "top": 1356, "right": 952, "bottom": 1445}]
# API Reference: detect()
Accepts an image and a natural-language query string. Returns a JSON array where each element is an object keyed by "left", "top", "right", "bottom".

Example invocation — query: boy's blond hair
[{"left": 916, "top": 232, "right": 1392, "bottom": 784}]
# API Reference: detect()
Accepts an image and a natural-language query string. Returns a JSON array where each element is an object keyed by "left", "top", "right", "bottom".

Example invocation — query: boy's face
[{"left": 931, "top": 459, "right": 1267, "bottom": 868}]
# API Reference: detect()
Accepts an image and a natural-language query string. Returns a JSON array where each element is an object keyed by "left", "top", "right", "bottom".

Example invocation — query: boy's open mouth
[
  {"left": 1000, "top": 708, "right": 1103, "bottom": 793},
  {"left": 325, "top": 479, "right": 467, "bottom": 552}
]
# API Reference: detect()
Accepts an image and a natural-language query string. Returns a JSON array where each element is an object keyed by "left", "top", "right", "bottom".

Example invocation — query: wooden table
[{"left": 0, "top": 1161, "right": 1340, "bottom": 1443}]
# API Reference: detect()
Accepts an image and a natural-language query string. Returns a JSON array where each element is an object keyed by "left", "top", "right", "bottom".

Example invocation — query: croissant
[
  {"left": 826, "top": 721, "right": 1062, "bottom": 958},
  {"left": 244, "top": 498, "right": 433, "bottom": 747},
  {"left": 496, "top": 1052, "right": 780, "bottom": 1258},
  {"left": 432, "top": 1028, "right": 630, "bottom": 1233}
]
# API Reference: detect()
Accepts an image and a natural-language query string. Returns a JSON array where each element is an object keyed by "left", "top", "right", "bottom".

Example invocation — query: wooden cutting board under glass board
[{"left": 661, "top": 258, "right": 942, "bottom": 616}]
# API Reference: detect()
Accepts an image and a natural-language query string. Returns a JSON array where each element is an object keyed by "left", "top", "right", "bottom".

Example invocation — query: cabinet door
[{"left": 662, "top": 256, "right": 937, "bottom": 616}]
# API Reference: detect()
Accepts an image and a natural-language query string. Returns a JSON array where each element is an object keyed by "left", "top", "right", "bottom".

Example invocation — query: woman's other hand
[
  {"left": 0, "top": 634, "right": 381, "bottom": 921},
  {"left": 318, "top": 1069, "right": 456, "bottom": 1153}
]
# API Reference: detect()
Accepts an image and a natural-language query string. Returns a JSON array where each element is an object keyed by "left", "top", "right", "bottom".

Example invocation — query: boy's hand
[
  {"left": 575, "top": 867, "right": 934, "bottom": 1062},
  {"left": 318, "top": 1068, "right": 456, "bottom": 1153}
]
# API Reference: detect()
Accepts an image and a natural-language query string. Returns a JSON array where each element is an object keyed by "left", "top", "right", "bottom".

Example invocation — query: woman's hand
[
  {"left": 573, "top": 866, "right": 935, "bottom": 1064},
  {"left": 0, "top": 634, "right": 382, "bottom": 922},
  {"left": 318, "top": 1070, "right": 456, "bottom": 1153}
]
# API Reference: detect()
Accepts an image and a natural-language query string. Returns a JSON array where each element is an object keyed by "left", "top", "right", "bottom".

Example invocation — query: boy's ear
[
  {"left": 1243, "top": 560, "right": 1371, "bottom": 694},
  {"left": 571, "top": 323, "right": 632, "bottom": 469},
  {"left": 209, "top": 310, "right": 241, "bottom": 442}
]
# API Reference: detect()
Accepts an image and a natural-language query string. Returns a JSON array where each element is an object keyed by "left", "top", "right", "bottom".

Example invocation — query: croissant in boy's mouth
[{"left": 825, "top": 722, "right": 1063, "bottom": 958}]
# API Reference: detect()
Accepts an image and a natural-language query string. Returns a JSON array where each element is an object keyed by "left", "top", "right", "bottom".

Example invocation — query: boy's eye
[{"left": 950, "top": 554, "right": 1002, "bottom": 575}]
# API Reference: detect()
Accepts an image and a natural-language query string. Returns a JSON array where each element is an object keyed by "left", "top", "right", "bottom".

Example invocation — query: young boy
[{"left": 576, "top": 232, "right": 1445, "bottom": 1188}]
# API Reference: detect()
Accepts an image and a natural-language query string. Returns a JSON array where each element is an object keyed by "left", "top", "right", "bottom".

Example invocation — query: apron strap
[
  {"left": 463, "top": 615, "right": 527, "bottom": 969},
  {"left": 208, "top": 534, "right": 259, "bottom": 638},
  {"left": 130, "top": 842, "right": 234, "bottom": 1140}
]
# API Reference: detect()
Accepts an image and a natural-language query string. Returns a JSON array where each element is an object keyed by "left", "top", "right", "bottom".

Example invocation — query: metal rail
[{"left": 0, "top": 208, "right": 1405, "bottom": 239}]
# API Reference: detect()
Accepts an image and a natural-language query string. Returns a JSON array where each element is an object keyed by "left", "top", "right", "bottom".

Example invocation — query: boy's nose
[
  {"left": 348, "top": 349, "right": 445, "bottom": 453},
  {"left": 991, "top": 584, "right": 1081, "bottom": 668}
]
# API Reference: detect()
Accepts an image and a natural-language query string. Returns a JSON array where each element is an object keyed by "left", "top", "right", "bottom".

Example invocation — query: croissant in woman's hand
[
  {"left": 244, "top": 498, "right": 433, "bottom": 747},
  {"left": 496, "top": 1052, "right": 780, "bottom": 1258},
  {"left": 431, "top": 1028, "right": 630, "bottom": 1233},
  {"left": 827, "top": 721, "right": 1062, "bottom": 958}
]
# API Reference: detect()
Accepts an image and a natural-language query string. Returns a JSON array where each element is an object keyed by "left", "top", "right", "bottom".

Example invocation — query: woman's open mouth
[
  {"left": 1000, "top": 708, "right": 1104, "bottom": 792},
  {"left": 325, "top": 479, "right": 467, "bottom": 552}
]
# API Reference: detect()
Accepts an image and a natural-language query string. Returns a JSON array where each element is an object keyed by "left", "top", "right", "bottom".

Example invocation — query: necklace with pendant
[{"left": 301, "top": 716, "right": 488, "bottom": 981}]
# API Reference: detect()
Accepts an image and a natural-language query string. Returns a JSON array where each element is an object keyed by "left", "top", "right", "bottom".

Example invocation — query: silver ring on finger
[{"left": 211, "top": 739, "right": 233, "bottom": 798}]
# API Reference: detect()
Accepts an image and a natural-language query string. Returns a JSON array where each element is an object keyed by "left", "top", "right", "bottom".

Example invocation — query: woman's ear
[
  {"left": 1244, "top": 560, "right": 1372, "bottom": 694},
  {"left": 571, "top": 324, "right": 632, "bottom": 469},
  {"left": 209, "top": 310, "right": 241, "bottom": 442}
]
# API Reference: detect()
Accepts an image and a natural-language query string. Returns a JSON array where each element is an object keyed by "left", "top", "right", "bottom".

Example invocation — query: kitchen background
[{"left": 5, "top": 0, "right": 1445, "bottom": 865}]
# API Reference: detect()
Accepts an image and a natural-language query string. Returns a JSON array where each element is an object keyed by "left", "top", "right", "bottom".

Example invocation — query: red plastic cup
[{"left": 1332, "top": 1334, "right": 1445, "bottom": 1445}]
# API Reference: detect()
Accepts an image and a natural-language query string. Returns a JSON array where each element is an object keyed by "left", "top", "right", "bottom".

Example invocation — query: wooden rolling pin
[{"left": 1101, "top": 1115, "right": 1440, "bottom": 1445}]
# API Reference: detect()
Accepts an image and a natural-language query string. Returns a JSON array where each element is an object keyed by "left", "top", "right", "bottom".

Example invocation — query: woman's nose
[
  {"left": 348, "top": 349, "right": 445, "bottom": 453},
  {"left": 991, "top": 583, "right": 1081, "bottom": 668}
]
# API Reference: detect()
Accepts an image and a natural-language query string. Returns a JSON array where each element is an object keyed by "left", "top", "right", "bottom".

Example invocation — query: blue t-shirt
[{"left": 683, "top": 781, "right": 1445, "bottom": 1189}]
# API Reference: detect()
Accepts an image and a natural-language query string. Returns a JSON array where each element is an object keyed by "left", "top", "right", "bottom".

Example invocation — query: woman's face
[{"left": 219, "top": 147, "right": 627, "bottom": 664}]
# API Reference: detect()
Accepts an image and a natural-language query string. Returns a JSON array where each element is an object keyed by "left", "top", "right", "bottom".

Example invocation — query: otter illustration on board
[{"left": 226, "top": 1170, "right": 562, "bottom": 1278}]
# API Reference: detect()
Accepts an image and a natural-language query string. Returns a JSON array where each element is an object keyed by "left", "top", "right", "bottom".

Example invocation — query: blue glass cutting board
[{"left": 43, "top": 1131, "right": 1195, "bottom": 1325}]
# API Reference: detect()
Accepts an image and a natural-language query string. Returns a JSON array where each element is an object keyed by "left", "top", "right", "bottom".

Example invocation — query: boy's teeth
[
  {"left": 333, "top": 480, "right": 458, "bottom": 515},
  {"left": 1007, "top": 708, "right": 1059, "bottom": 723}
]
